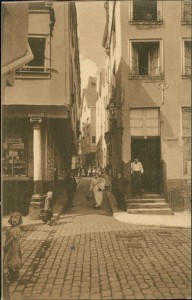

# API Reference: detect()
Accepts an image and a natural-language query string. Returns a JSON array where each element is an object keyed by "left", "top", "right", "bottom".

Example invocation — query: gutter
[{"left": 2, "top": 43, "right": 34, "bottom": 76}]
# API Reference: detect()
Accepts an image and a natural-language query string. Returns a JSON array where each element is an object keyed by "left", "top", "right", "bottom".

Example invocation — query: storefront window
[{"left": 2, "top": 122, "right": 27, "bottom": 177}]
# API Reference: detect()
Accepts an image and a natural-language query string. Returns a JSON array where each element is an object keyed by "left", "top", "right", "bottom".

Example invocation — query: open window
[
  {"left": 182, "top": 40, "right": 191, "bottom": 76},
  {"left": 131, "top": 0, "right": 162, "bottom": 23},
  {"left": 16, "top": 35, "right": 51, "bottom": 79},
  {"left": 130, "top": 40, "right": 163, "bottom": 77}
]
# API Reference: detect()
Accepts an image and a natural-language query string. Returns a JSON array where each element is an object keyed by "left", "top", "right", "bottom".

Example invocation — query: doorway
[{"left": 131, "top": 137, "right": 161, "bottom": 193}]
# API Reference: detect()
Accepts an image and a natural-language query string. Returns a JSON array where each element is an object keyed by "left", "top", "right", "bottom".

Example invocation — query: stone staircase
[{"left": 126, "top": 194, "right": 173, "bottom": 215}]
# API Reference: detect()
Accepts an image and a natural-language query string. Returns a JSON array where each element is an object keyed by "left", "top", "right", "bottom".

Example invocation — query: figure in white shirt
[{"left": 131, "top": 158, "right": 144, "bottom": 198}]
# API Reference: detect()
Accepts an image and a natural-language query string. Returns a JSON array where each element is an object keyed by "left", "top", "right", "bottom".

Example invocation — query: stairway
[{"left": 126, "top": 194, "right": 173, "bottom": 215}]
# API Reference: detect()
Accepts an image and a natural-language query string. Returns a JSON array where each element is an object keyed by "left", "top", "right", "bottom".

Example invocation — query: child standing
[
  {"left": 3, "top": 212, "right": 23, "bottom": 283},
  {"left": 44, "top": 191, "right": 54, "bottom": 225}
]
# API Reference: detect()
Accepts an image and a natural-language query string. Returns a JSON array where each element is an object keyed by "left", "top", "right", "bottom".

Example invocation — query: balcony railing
[
  {"left": 15, "top": 66, "right": 54, "bottom": 79},
  {"left": 131, "top": 66, "right": 163, "bottom": 77},
  {"left": 130, "top": 10, "right": 162, "bottom": 23}
]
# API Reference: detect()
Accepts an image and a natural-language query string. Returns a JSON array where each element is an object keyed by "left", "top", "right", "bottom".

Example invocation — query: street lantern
[
  {"left": 106, "top": 98, "right": 116, "bottom": 119},
  {"left": 105, "top": 98, "right": 124, "bottom": 135}
]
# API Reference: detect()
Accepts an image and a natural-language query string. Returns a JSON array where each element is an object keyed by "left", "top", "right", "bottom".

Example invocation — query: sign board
[
  {"left": 9, "top": 143, "right": 24, "bottom": 149},
  {"left": 6, "top": 138, "right": 22, "bottom": 143},
  {"left": 28, "top": 113, "right": 44, "bottom": 118}
]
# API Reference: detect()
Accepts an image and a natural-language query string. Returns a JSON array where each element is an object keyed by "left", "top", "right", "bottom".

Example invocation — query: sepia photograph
[{"left": 1, "top": 0, "right": 191, "bottom": 299}]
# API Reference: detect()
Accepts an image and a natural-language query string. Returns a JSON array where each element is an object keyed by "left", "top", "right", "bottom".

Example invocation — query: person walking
[
  {"left": 112, "top": 172, "right": 128, "bottom": 210},
  {"left": 131, "top": 158, "right": 144, "bottom": 197},
  {"left": 101, "top": 169, "right": 111, "bottom": 189},
  {"left": 90, "top": 171, "right": 105, "bottom": 208},
  {"left": 92, "top": 166, "right": 96, "bottom": 177}
]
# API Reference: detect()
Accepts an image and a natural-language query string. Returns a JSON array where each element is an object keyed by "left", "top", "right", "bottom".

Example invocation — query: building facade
[
  {"left": 80, "top": 77, "right": 97, "bottom": 167},
  {"left": 2, "top": 2, "right": 33, "bottom": 98},
  {"left": 102, "top": 0, "right": 191, "bottom": 203},
  {"left": 96, "top": 70, "right": 109, "bottom": 169},
  {"left": 2, "top": 2, "right": 81, "bottom": 216}
]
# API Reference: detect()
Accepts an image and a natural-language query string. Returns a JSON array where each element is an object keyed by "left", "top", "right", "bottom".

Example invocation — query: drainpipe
[{"left": 2, "top": 43, "right": 33, "bottom": 76}]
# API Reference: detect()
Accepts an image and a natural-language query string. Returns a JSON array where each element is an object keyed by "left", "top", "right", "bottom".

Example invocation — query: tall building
[
  {"left": 80, "top": 77, "right": 97, "bottom": 167},
  {"left": 102, "top": 0, "right": 191, "bottom": 204},
  {"left": 2, "top": 2, "right": 81, "bottom": 216}
]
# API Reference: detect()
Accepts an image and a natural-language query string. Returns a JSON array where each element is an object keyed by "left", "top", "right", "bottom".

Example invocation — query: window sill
[
  {"left": 181, "top": 75, "right": 191, "bottom": 79},
  {"left": 181, "top": 20, "right": 192, "bottom": 25},
  {"left": 129, "top": 20, "right": 163, "bottom": 25},
  {"left": 15, "top": 72, "right": 51, "bottom": 79},
  {"left": 129, "top": 75, "right": 164, "bottom": 80}
]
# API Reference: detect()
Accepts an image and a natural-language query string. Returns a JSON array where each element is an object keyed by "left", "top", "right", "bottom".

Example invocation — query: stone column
[{"left": 28, "top": 117, "right": 44, "bottom": 220}]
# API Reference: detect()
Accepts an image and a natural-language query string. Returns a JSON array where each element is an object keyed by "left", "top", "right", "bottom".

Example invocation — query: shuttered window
[
  {"left": 132, "top": 45, "right": 138, "bottom": 75},
  {"left": 184, "top": 41, "right": 191, "bottom": 75},
  {"left": 182, "top": 108, "right": 191, "bottom": 175},
  {"left": 130, "top": 108, "right": 160, "bottom": 137},
  {"left": 183, "top": 0, "right": 192, "bottom": 22},
  {"left": 131, "top": 41, "right": 161, "bottom": 76},
  {"left": 149, "top": 44, "right": 159, "bottom": 76}
]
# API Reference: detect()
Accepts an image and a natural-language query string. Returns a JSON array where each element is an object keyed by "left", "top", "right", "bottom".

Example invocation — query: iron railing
[
  {"left": 131, "top": 10, "right": 162, "bottom": 22},
  {"left": 131, "top": 66, "right": 163, "bottom": 77}
]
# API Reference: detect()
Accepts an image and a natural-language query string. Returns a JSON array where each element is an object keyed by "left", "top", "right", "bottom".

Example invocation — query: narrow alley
[{"left": 4, "top": 179, "right": 191, "bottom": 300}]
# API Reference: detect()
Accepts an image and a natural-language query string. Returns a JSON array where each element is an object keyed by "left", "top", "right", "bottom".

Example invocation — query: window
[
  {"left": 92, "top": 136, "right": 96, "bottom": 144},
  {"left": 130, "top": 41, "right": 163, "bottom": 77},
  {"left": 183, "top": 40, "right": 191, "bottom": 76},
  {"left": 16, "top": 36, "right": 51, "bottom": 78},
  {"left": 131, "top": 0, "right": 162, "bottom": 22},
  {"left": 3, "top": 122, "right": 27, "bottom": 177},
  {"left": 182, "top": 0, "right": 192, "bottom": 22},
  {"left": 182, "top": 108, "right": 191, "bottom": 175}
]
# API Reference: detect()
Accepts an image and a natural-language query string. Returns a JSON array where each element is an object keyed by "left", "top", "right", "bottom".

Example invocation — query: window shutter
[
  {"left": 132, "top": 45, "right": 138, "bottom": 75},
  {"left": 185, "top": 42, "right": 191, "bottom": 75},
  {"left": 149, "top": 44, "right": 159, "bottom": 76},
  {"left": 183, "top": 0, "right": 192, "bottom": 21}
]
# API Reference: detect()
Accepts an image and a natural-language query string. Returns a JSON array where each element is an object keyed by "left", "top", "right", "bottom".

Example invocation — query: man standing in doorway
[{"left": 131, "top": 158, "right": 144, "bottom": 198}]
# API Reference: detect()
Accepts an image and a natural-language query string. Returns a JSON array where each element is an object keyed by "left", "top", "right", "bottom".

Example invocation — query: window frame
[
  {"left": 16, "top": 34, "right": 51, "bottom": 79},
  {"left": 182, "top": 38, "right": 192, "bottom": 77},
  {"left": 181, "top": 0, "right": 192, "bottom": 24},
  {"left": 129, "top": 39, "right": 164, "bottom": 79},
  {"left": 129, "top": 0, "right": 163, "bottom": 24},
  {"left": 181, "top": 107, "right": 191, "bottom": 177}
]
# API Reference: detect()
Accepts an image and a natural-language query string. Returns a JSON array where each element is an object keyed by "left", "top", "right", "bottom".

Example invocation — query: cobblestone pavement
[{"left": 4, "top": 179, "right": 191, "bottom": 300}]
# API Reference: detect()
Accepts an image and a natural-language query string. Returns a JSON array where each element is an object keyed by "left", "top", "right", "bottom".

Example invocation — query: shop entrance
[{"left": 131, "top": 137, "right": 161, "bottom": 193}]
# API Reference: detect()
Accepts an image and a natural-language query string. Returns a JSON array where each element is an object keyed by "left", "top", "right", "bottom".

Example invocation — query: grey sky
[{"left": 76, "top": 1, "right": 106, "bottom": 70}]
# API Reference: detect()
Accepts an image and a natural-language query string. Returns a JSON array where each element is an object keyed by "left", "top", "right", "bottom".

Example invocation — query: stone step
[
  {"left": 127, "top": 202, "right": 169, "bottom": 209},
  {"left": 127, "top": 198, "right": 166, "bottom": 204},
  {"left": 127, "top": 208, "right": 173, "bottom": 215}
]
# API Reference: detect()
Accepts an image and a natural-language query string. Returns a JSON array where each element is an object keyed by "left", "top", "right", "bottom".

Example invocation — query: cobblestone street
[{"left": 5, "top": 179, "right": 191, "bottom": 300}]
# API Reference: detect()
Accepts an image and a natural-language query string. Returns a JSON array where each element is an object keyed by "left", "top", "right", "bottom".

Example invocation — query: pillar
[{"left": 28, "top": 117, "right": 44, "bottom": 220}]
